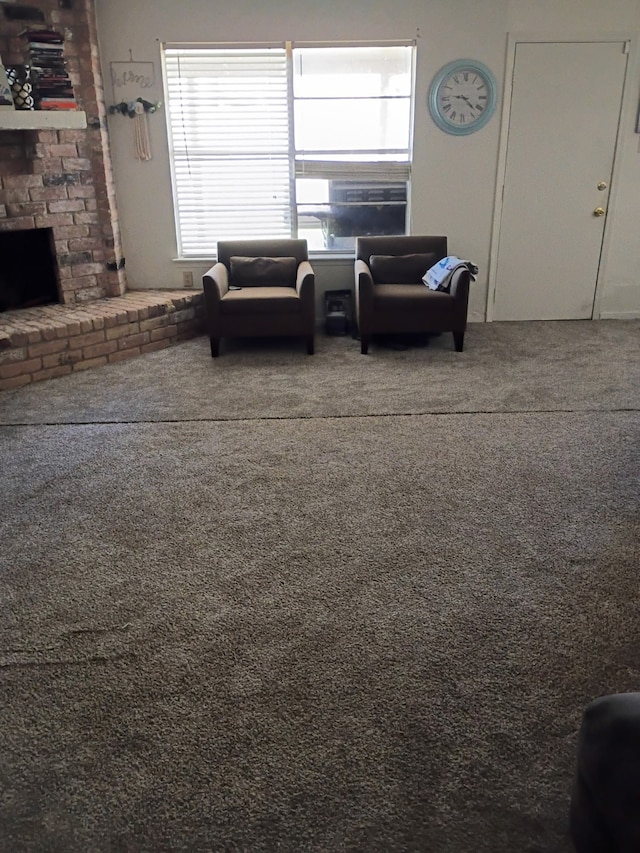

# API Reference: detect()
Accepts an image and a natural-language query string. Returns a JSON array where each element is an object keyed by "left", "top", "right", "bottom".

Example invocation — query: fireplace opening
[{"left": 0, "top": 227, "right": 60, "bottom": 312}]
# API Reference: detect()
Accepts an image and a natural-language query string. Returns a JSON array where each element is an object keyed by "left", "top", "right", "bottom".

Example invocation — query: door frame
[{"left": 485, "top": 32, "right": 636, "bottom": 322}]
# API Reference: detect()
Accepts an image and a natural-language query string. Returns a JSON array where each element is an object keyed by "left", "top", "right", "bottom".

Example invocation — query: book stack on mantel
[{"left": 20, "top": 28, "right": 77, "bottom": 110}]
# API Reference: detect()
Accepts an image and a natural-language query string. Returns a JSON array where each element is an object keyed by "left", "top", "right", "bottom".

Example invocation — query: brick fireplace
[
  {"left": 0, "top": 0, "right": 203, "bottom": 391},
  {"left": 0, "top": 0, "right": 126, "bottom": 302}
]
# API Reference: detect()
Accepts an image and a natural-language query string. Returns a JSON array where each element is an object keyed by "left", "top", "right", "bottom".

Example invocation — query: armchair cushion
[
  {"left": 230, "top": 255, "right": 298, "bottom": 287},
  {"left": 373, "top": 284, "right": 454, "bottom": 309},
  {"left": 220, "top": 286, "right": 302, "bottom": 315},
  {"left": 369, "top": 252, "right": 438, "bottom": 284}
]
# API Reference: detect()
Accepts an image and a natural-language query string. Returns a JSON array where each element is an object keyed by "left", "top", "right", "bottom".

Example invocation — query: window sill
[
  {"left": 310, "top": 252, "right": 354, "bottom": 262},
  {"left": 173, "top": 252, "right": 354, "bottom": 264}
]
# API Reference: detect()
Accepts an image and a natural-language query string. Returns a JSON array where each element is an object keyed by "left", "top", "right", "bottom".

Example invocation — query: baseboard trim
[{"left": 598, "top": 310, "right": 640, "bottom": 320}]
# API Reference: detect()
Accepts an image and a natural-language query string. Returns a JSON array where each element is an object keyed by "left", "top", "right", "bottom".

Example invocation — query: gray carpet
[{"left": 1, "top": 320, "right": 639, "bottom": 852}]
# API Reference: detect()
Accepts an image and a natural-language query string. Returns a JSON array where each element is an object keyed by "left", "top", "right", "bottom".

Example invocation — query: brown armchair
[
  {"left": 203, "top": 239, "right": 315, "bottom": 357},
  {"left": 354, "top": 235, "right": 471, "bottom": 354}
]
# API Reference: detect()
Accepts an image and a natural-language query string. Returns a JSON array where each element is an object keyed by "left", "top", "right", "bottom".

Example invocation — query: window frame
[{"left": 162, "top": 40, "right": 416, "bottom": 258}]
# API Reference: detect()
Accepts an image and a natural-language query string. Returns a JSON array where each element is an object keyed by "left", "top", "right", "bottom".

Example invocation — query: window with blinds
[{"left": 163, "top": 43, "right": 414, "bottom": 257}]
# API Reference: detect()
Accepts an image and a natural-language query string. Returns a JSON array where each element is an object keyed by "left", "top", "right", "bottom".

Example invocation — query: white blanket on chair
[{"left": 423, "top": 256, "right": 478, "bottom": 292}]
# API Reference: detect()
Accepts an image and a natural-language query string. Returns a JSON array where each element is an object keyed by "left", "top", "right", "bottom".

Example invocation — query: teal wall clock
[{"left": 428, "top": 59, "right": 497, "bottom": 136}]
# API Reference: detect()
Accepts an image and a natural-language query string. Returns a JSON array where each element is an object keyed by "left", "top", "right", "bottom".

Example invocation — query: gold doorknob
[{"left": 593, "top": 207, "right": 606, "bottom": 217}]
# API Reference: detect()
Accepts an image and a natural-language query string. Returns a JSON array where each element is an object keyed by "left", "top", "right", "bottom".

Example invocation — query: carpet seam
[{"left": 0, "top": 406, "right": 638, "bottom": 428}]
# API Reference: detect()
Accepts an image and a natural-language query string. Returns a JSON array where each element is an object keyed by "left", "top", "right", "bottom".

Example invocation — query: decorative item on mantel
[
  {"left": 0, "top": 58, "right": 15, "bottom": 110},
  {"left": 5, "top": 64, "right": 34, "bottom": 110},
  {"left": 19, "top": 28, "right": 78, "bottom": 110}
]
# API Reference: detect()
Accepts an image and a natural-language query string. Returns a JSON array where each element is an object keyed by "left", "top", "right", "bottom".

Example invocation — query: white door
[{"left": 492, "top": 41, "right": 628, "bottom": 321}]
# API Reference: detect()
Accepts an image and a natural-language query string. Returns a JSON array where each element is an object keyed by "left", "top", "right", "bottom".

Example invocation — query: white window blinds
[{"left": 164, "top": 47, "right": 291, "bottom": 257}]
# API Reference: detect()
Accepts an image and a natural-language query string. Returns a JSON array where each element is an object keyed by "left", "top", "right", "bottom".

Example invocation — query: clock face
[{"left": 429, "top": 60, "right": 497, "bottom": 135}]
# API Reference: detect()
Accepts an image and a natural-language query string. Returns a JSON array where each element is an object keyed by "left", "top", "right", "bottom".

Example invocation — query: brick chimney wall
[{"left": 0, "top": 0, "right": 127, "bottom": 304}]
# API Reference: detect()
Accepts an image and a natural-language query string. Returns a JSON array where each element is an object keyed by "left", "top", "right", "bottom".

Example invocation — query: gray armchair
[
  {"left": 203, "top": 239, "right": 315, "bottom": 357},
  {"left": 354, "top": 235, "right": 471, "bottom": 354},
  {"left": 571, "top": 693, "right": 640, "bottom": 851}
]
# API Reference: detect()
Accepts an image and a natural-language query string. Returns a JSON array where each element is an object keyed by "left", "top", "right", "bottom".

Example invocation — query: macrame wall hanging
[
  {"left": 133, "top": 100, "right": 152, "bottom": 160},
  {"left": 108, "top": 57, "right": 161, "bottom": 161},
  {"left": 108, "top": 97, "right": 161, "bottom": 160}
]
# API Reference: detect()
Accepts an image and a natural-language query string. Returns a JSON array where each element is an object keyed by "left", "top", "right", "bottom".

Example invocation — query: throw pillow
[
  {"left": 369, "top": 252, "right": 437, "bottom": 284},
  {"left": 230, "top": 256, "right": 298, "bottom": 287}
]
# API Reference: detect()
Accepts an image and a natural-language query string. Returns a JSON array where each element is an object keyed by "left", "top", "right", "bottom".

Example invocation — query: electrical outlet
[{"left": 182, "top": 270, "right": 194, "bottom": 288}]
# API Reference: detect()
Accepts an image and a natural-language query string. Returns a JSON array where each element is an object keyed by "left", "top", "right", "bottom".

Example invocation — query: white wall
[{"left": 95, "top": 0, "right": 640, "bottom": 322}]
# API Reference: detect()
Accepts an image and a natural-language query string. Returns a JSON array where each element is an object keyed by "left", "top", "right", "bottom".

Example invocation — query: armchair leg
[
  {"left": 210, "top": 337, "right": 220, "bottom": 358},
  {"left": 360, "top": 335, "right": 369, "bottom": 355},
  {"left": 453, "top": 331, "right": 464, "bottom": 352},
  {"left": 306, "top": 335, "right": 314, "bottom": 355}
]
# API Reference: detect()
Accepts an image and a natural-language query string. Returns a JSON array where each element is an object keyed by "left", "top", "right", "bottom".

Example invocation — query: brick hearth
[{"left": 0, "top": 290, "right": 204, "bottom": 390}]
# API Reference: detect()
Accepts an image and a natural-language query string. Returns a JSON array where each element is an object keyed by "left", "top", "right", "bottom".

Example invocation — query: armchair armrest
[
  {"left": 354, "top": 258, "right": 373, "bottom": 290},
  {"left": 448, "top": 267, "right": 471, "bottom": 339},
  {"left": 354, "top": 258, "right": 373, "bottom": 354},
  {"left": 203, "top": 262, "right": 229, "bottom": 299},
  {"left": 449, "top": 266, "right": 471, "bottom": 301},
  {"left": 355, "top": 259, "right": 374, "bottom": 294},
  {"left": 354, "top": 259, "right": 375, "bottom": 335},
  {"left": 202, "top": 263, "right": 228, "bottom": 343},
  {"left": 296, "top": 261, "right": 315, "bottom": 322},
  {"left": 296, "top": 260, "right": 314, "bottom": 297}
]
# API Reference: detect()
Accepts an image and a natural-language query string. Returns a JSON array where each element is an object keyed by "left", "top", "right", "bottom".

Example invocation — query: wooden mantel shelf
[{"left": 0, "top": 110, "right": 87, "bottom": 130}]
